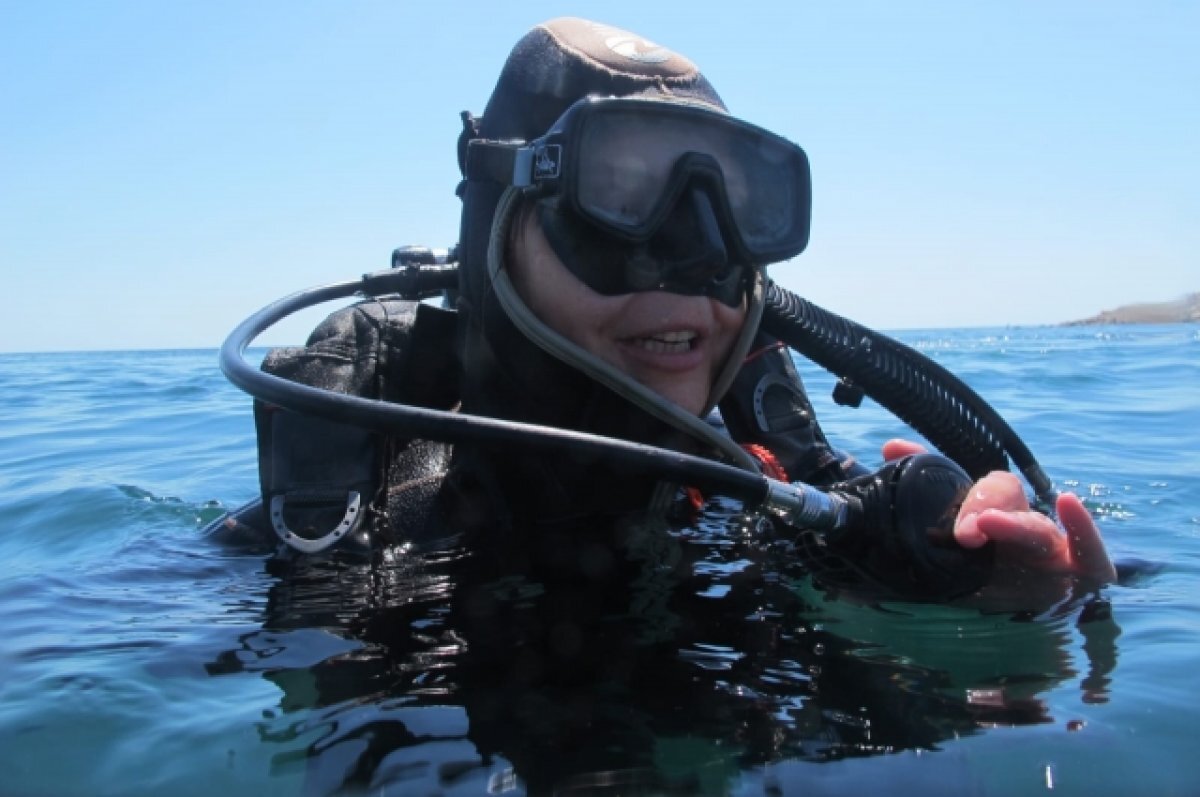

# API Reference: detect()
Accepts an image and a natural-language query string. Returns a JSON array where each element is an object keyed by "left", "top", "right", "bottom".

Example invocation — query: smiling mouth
[{"left": 631, "top": 330, "right": 697, "bottom": 355}]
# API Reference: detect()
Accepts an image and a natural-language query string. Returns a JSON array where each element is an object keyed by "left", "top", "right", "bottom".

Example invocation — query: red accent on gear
[
  {"left": 742, "top": 340, "right": 787, "bottom": 366},
  {"left": 742, "top": 444, "right": 790, "bottom": 482},
  {"left": 684, "top": 486, "right": 705, "bottom": 512}
]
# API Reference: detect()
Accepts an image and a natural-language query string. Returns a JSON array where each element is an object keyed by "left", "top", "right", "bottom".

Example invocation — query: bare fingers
[
  {"left": 1056, "top": 492, "right": 1118, "bottom": 582},
  {"left": 882, "top": 438, "right": 927, "bottom": 461},
  {"left": 954, "top": 471, "right": 1030, "bottom": 548},
  {"left": 959, "top": 488, "right": 1115, "bottom": 582}
]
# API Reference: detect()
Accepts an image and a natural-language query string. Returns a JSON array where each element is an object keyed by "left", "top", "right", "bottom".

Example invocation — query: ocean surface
[{"left": 1, "top": 324, "right": 1197, "bottom": 796}]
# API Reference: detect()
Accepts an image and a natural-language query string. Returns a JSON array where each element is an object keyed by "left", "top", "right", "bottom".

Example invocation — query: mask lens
[
  {"left": 574, "top": 110, "right": 672, "bottom": 229},
  {"left": 567, "top": 101, "right": 810, "bottom": 261},
  {"left": 722, "top": 130, "right": 808, "bottom": 254}
]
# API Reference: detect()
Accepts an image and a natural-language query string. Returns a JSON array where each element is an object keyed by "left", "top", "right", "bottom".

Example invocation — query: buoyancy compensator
[{"left": 250, "top": 285, "right": 458, "bottom": 554}]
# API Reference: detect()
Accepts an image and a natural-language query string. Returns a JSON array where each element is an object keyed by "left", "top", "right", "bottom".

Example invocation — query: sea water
[{"left": 0, "top": 325, "right": 1197, "bottom": 796}]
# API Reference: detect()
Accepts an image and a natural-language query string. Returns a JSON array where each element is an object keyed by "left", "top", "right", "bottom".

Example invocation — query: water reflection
[{"left": 206, "top": 498, "right": 1120, "bottom": 795}]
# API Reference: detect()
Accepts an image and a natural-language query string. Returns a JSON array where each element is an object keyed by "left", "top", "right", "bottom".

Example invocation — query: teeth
[
  {"left": 636, "top": 330, "right": 696, "bottom": 354},
  {"left": 656, "top": 330, "right": 695, "bottom": 343}
]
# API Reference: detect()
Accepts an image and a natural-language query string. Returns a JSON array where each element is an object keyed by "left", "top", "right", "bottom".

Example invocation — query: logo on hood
[
  {"left": 604, "top": 33, "right": 672, "bottom": 64},
  {"left": 584, "top": 22, "right": 673, "bottom": 64},
  {"left": 545, "top": 19, "right": 696, "bottom": 76}
]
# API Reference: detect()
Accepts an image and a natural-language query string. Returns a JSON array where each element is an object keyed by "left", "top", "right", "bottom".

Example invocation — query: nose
[{"left": 648, "top": 186, "right": 730, "bottom": 282}]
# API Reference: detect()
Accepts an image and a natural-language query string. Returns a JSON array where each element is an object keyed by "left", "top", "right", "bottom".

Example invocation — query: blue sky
[{"left": 2, "top": 1, "right": 1196, "bottom": 352}]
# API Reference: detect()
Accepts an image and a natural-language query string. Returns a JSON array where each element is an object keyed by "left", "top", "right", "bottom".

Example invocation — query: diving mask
[{"left": 466, "top": 96, "right": 813, "bottom": 267}]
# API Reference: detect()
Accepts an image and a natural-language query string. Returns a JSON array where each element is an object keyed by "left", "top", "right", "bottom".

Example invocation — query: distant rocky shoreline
[{"left": 1064, "top": 292, "right": 1200, "bottom": 325}]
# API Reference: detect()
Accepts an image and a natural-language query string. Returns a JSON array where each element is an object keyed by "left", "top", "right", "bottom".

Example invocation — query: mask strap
[{"left": 456, "top": 111, "right": 482, "bottom": 199}]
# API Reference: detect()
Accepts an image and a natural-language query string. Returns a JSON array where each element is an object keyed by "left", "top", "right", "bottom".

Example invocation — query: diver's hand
[{"left": 881, "top": 439, "right": 1116, "bottom": 583}]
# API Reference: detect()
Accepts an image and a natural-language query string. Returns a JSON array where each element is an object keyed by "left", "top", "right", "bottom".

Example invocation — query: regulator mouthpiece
[{"left": 821, "top": 454, "right": 995, "bottom": 599}]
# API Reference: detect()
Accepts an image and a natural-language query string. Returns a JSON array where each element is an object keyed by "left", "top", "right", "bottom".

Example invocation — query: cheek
[
  {"left": 508, "top": 229, "right": 625, "bottom": 349},
  {"left": 540, "top": 286, "right": 630, "bottom": 356},
  {"left": 509, "top": 228, "right": 567, "bottom": 319},
  {"left": 713, "top": 299, "right": 749, "bottom": 344},
  {"left": 719, "top": 300, "right": 748, "bottom": 327}
]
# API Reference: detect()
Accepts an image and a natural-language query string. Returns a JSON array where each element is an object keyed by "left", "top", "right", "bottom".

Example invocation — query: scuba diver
[
  {"left": 218, "top": 17, "right": 1115, "bottom": 601},
  {"left": 204, "top": 18, "right": 1126, "bottom": 793}
]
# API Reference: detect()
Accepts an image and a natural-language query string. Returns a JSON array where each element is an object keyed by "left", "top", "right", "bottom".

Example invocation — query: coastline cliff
[{"left": 1065, "top": 292, "right": 1200, "bottom": 325}]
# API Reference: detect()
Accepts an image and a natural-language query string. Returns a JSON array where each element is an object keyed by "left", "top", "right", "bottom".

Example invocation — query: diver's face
[{"left": 508, "top": 208, "right": 748, "bottom": 416}]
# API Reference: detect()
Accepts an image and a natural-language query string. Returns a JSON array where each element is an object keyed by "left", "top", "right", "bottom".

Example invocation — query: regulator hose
[{"left": 761, "top": 280, "right": 1055, "bottom": 505}]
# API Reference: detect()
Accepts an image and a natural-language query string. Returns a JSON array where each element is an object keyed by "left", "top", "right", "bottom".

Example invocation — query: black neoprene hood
[
  {"left": 450, "top": 18, "right": 747, "bottom": 516},
  {"left": 457, "top": 18, "right": 730, "bottom": 313},
  {"left": 475, "top": 17, "right": 726, "bottom": 142}
]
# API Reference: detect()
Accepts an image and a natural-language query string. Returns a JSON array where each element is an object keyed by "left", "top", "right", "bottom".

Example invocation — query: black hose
[{"left": 761, "top": 281, "right": 1055, "bottom": 504}]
